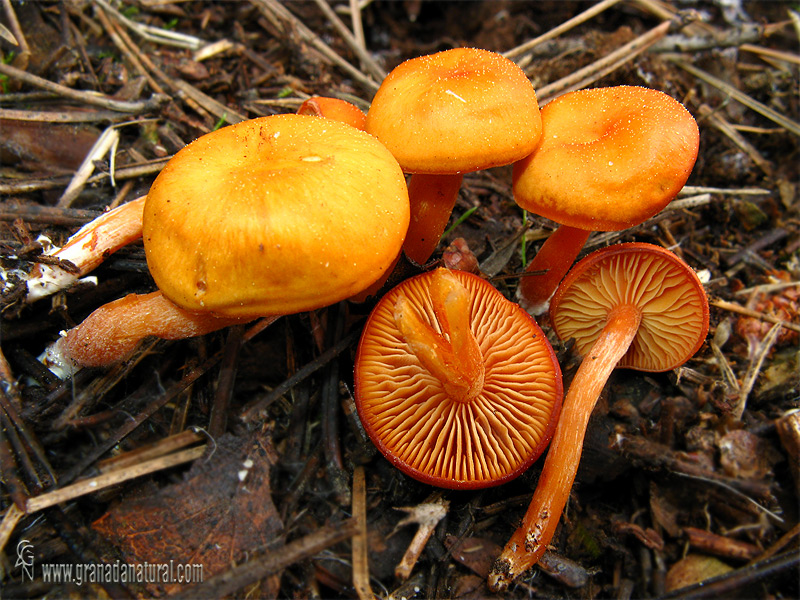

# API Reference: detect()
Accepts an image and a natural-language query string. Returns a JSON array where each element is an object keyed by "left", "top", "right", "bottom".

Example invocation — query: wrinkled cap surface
[
  {"left": 550, "top": 243, "right": 709, "bottom": 372},
  {"left": 355, "top": 268, "right": 562, "bottom": 489},
  {"left": 366, "top": 47, "right": 542, "bottom": 174},
  {"left": 514, "top": 86, "right": 700, "bottom": 231},
  {"left": 143, "top": 114, "right": 410, "bottom": 317}
]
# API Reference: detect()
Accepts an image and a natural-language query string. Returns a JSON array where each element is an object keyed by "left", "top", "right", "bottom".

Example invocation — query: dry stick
[
  {"left": 537, "top": 20, "right": 672, "bottom": 103},
  {"left": 697, "top": 104, "right": 774, "bottom": 176},
  {"left": 0, "top": 157, "right": 170, "bottom": 195},
  {"left": 57, "top": 125, "right": 120, "bottom": 208},
  {"left": 710, "top": 299, "right": 800, "bottom": 334},
  {"left": 734, "top": 322, "right": 783, "bottom": 421},
  {"left": 251, "top": 0, "right": 379, "bottom": 94},
  {"left": 170, "top": 518, "right": 359, "bottom": 600},
  {"left": 95, "top": 4, "right": 167, "bottom": 95},
  {"left": 503, "top": 0, "right": 623, "bottom": 60},
  {"left": 311, "top": 0, "right": 385, "bottom": 82},
  {"left": 0, "top": 503, "right": 24, "bottom": 556},
  {"left": 669, "top": 57, "right": 800, "bottom": 138},
  {"left": 0, "top": 62, "right": 167, "bottom": 113},
  {"left": 93, "top": 0, "right": 204, "bottom": 50},
  {"left": 1, "top": 0, "right": 30, "bottom": 65},
  {"left": 96, "top": 429, "right": 203, "bottom": 473},
  {"left": 24, "top": 446, "right": 206, "bottom": 513},
  {"left": 96, "top": 5, "right": 239, "bottom": 126},
  {"left": 352, "top": 466, "right": 373, "bottom": 600},
  {"left": 0, "top": 107, "right": 128, "bottom": 122},
  {"left": 739, "top": 43, "right": 800, "bottom": 67},
  {"left": 349, "top": 0, "right": 367, "bottom": 56}
]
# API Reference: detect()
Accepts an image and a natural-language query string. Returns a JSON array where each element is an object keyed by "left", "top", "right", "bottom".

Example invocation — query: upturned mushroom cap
[
  {"left": 549, "top": 242, "right": 709, "bottom": 371},
  {"left": 354, "top": 268, "right": 562, "bottom": 489},
  {"left": 366, "top": 47, "right": 542, "bottom": 174},
  {"left": 143, "top": 114, "right": 409, "bottom": 318},
  {"left": 513, "top": 86, "right": 700, "bottom": 231}
]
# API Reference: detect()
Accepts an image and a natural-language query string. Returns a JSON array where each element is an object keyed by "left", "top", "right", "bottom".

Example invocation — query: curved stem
[
  {"left": 403, "top": 173, "right": 463, "bottom": 265},
  {"left": 488, "top": 303, "right": 641, "bottom": 592},
  {"left": 394, "top": 269, "right": 484, "bottom": 402},
  {"left": 43, "top": 291, "right": 253, "bottom": 375},
  {"left": 25, "top": 196, "right": 146, "bottom": 302},
  {"left": 517, "top": 225, "right": 590, "bottom": 315}
]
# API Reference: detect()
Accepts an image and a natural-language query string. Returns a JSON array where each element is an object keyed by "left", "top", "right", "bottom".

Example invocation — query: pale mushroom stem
[
  {"left": 25, "top": 196, "right": 146, "bottom": 302},
  {"left": 42, "top": 291, "right": 254, "bottom": 377},
  {"left": 517, "top": 224, "right": 590, "bottom": 315},
  {"left": 393, "top": 269, "right": 484, "bottom": 402},
  {"left": 402, "top": 173, "right": 464, "bottom": 265},
  {"left": 488, "top": 303, "right": 642, "bottom": 592}
]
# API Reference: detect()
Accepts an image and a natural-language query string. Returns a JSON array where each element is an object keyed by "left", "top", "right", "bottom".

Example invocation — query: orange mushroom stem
[
  {"left": 403, "top": 173, "right": 464, "bottom": 265},
  {"left": 23, "top": 196, "right": 146, "bottom": 302},
  {"left": 42, "top": 291, "right": 253, "bottom": 377},
  {"left": 393, "top": 268, "right": 484, "bottom": 402},
  {"left": 488, "top": 243, "right": 709, "bottom": 591},
  {"left": 513, "top": 86, "right": 700, "bottom": 314},
  {"left": 518, "top": 225, "right": 589, "bottom": 313}
]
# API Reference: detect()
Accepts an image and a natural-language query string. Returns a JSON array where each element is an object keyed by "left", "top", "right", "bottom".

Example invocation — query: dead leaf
[{"left": 92, "top": 429, "right": 283, "bottom": 596}]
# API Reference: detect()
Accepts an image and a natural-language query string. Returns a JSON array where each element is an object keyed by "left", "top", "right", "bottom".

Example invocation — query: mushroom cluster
[{"left": 17, "top": 44, "right": 710, "bottom": 594}]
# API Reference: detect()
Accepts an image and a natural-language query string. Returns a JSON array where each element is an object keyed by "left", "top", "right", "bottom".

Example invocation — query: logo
[{"left": 16, "top": 539, "right": 35, "bottom": 582}]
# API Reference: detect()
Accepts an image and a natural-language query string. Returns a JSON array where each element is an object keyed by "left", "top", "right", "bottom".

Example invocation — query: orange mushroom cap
[
  {"left": 297, "top": 96, "right": 367, "bottom": 131},
  {"left": 143, "top": 114, "right": 409, "bottom": 318},
  {"left": 354, "top": 268, "right": 562, "bottom": 490},
  {"left": 513, "top": 86, "right": 700, "bottom": 231},
  {"left": 549, "top": 242, "right": 709, "bottom": 371},
  {"left": 366, "top": 47, "right": 542, "bottom": 174}
]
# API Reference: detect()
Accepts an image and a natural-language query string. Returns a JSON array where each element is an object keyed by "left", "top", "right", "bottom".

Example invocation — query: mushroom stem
[
  {"left": 403, "top": 173, "right": 463, "bottom": 265},
  {"left": 488, "top": 303, "right": 641, "bottom": 592},
  {"left": 42, "top": 291, "right": 253, "bottom": 377},
  {"left": 517, "top": 225, "right": 590, "bottom": 315},
  {"left": 25, "top": 196, "right": 146, "bottom": 302},
  {"left": 393, "top": 269, "right": 484, "bottom": 403}
]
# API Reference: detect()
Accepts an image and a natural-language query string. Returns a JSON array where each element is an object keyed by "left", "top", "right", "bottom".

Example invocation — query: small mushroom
[
  {"left": 354, "top": 268, "right": 562, "bottom": 490},
  {"left": 297, "top": 96, "right": 366, "bottom": 130},
  {"left": 488, "top": 243, "right": 709, "bottom": 591},
  {"left": 366, "top": 47, "right": 542, "bottom": 264},
  {"left": 46, "top": 114, "right": 409, "bottom": 372},
  {"left": 514, "top": 86, "right": 699, "bottom": 313}
]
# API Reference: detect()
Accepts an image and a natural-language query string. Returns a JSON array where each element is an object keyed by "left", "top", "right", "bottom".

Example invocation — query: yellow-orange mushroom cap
[
  {"left": 143, "top": 114, "right": 410, "bottom": 318},
  {"left": 354, "top": 268, "right": 562, "bottom": 490},
  {"left": 513, "top": 86, "right": 699, "bottom": 231},
  {"left": 366, "top": 47, "right": 542, "bottom": 174}
]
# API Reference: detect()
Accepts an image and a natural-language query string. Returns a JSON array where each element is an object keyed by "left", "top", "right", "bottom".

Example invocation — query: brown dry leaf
[
  {"left": 0, "top": 120, "right": 102, "bottom": 173},
  {"left": 444, "top": 534, "right": 500, "bottom": 578},
  {"left": 92, "top": 429, "right": 283, "bottom": 596}
]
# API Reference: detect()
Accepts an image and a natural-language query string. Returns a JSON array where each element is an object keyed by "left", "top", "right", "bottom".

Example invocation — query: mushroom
[
  {"left": 297, "top": 96, "right": 366, "bottom": 130},
  {"left": 46, "top": 114, "right": 409, "bottom": 372},
  {"left": 488, "top": 243, "right": 709, "bottom": 591},
  {"left": 16, "top": 195, "right": 146, "bottom": 303},
  {"left": 514, "top": 86, "right": 699, "bottom": 314},
  {"left": 354, "top": 267, "right": 562, "bottom": 490},
  {"left": 366, "top": 47, "right": 542, "bottom": 265}
]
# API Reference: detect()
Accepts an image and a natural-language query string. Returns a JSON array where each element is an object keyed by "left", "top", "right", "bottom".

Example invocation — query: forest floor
[{"left": 0, "top": 1, "right": 798, "bottom": 599}]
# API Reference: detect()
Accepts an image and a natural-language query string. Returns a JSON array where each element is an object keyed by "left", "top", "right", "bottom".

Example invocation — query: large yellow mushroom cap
[
  {"left": 366, "top": 47, "right": 542, "bottom": 174},
  {"left": 143, "top": 114, "right": 410, "bottom": 318}
]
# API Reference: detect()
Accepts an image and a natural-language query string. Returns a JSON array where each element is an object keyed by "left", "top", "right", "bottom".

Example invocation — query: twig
[
  {"left": 537, "top": 20, "right": 672, "bottom": 103},
  {"left": 251, "top": 0, "right": 379, "bottom": 94},
  {"left": 503, "top": 0, "right": 623, "bottom": 60},
  {"left": 57, "top": 125, "right": 121, "bottom": 208},
  {"left": 92, "top": 0, "right": 205, "bottom": 49},
  {"left": 24, "top": 446, "right": 207, "bottom": 513},
  {"left": 352, "top": 466, "right": 373, "bottom": 600},
  {"left": 310, "top": 0, "right": 386, "bottom": 82},
  {"left": 0, "top": 503, "right": 24, "bottom": 557},
  {"left": 0, "top": 61, "right": 168, "bottom": 113},
  {"left": 734, "top": 322, "right": 783, "bottom": 420},
  {"left": 697, "top": 104, "right": 774, "bottom": 176},
  {"left": 669, "top": 57, "right": 800, "bottom": 138},
  {"left": 1, "top": 0, "right": 30, "bottom": 67},
  {"left": 0, "top": 107, "right": 129, "bottom": 123},
  {"left": 710, "top": 299, "right": 800, "bottom": 334},
  {"left": 170, "top": 518, "right": 359, "bottom": 600},
  {"left": 393, "top": 494, "right": 449, "bottom": 580}
]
